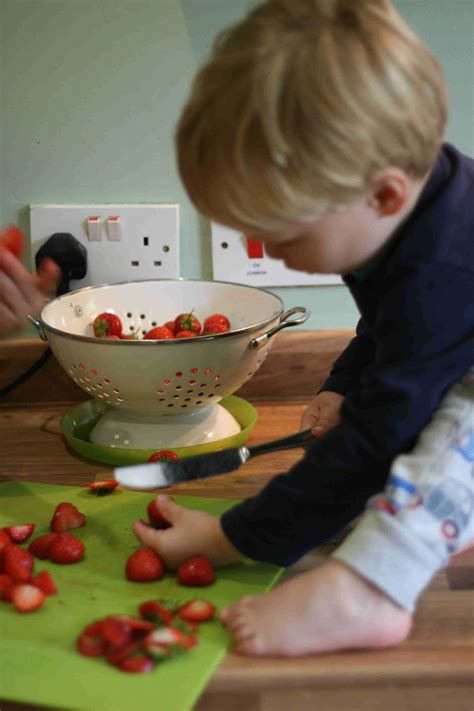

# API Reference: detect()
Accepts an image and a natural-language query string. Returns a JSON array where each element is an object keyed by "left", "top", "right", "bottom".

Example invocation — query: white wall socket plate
[
  {"left": 211, "top": 223, "right": 342, "bottom": 287},
  {"left": 30, "top": 204, "right": 180, "bottom": 289}
]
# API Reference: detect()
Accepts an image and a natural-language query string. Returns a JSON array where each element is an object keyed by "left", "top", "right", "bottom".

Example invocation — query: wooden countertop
[{"left": 1, "top": 332, "right": 473, "bottom": 711}]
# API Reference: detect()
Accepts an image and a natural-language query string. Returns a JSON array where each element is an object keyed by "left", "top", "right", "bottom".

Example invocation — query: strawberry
[
  {"left": 175, "top": 330, "right": 196, "bottom": 339},
  {"left": 100, "top": 616, "right": 133, "bottom": 651},
  {"left": 163, "top": 320, "right": 176, "bottom": 334},
  {"left": 93, "top": 312, "right": 122, "bottom": 338},
  {"left": 146, "top": 498, "right": 171, "bottom": 529},
  {"left": 202, "top": 321, "right": 229, "bottom": 335},
  {"left": 11, "top": 583, "right": 46, "bottom": 612},
  {"left": 138, "top": 600, "right": 173, "bottom": 625},
  {"left": 125, "top": 547, "right": 165, "bottom": 582},
  {"left": 0, "top": 224, "right": 25, "bottom": 259},
  {"left": 49, "top": 532, "right": 85, "bottom": 564},
  {"left": 117, "top": 655, "right": 155, "bottom": 673},
  {"left": 177, "top": 599, "right": 216, "bottom": 623},
  {"left": 174, "top": 312, "right": 201, "bottom": 335},
  {"left": 50, "top": 502, "right": 86, "bottom": 533},
  {"left": 77, "top": 621, "right": 108, "bottom": 657},
  {"left": 0, "top": 573, "right": 14, "bottom": 601},
  {"left": 144, "top": 626, "right": 194, "bottom": 657},
  {"left": 143, "top": 326, "right": 174, "bottom": 340},
  {"left": 177, "top": 555, "right": 215, "bottom": 587},
  {"left": 203, "top": 313, "right": 230, "bottom": 330},
  {"left": 28, "top": 533, "right": 58, "bottom": 560},
  {"left": 111, "top": 615, "right": 155, "bottom": 635},
  {"left": 31, "top": 570, "right": 57, "bottom": 595},
  {"left": 0, "top": 528, "right": 11, "bottom": 552},
  {"left": 147, "top": 450, "right": 178, "bottom": 464},
  {"left": 3, "top": 523, "right": 35, "bottom": 543},
  {"left": 87, "top": 480, "right": 119, "bottom": 496},
  {"left": 3, "top": 544, "right": 34, "bottom": 582}
]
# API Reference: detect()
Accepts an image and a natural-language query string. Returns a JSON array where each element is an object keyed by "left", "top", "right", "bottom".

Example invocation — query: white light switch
[
  {"left": 107, "top": 216, "right": 121, "bottom": 242},
  {"left": 86, "top": 216, "right": 102, "bottom": 241}
]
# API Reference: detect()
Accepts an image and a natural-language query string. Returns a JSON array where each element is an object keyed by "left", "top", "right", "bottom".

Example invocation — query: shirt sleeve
[
  {"left": 221, "top": 263, "right": 474, "bottom": 566},
  {"left": 319, "top": 317, "right": 375, "bottom": 395}
]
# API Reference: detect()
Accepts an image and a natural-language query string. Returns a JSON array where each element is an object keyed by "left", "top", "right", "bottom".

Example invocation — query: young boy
[{"left": 133, "top": 0, "right": 474, "bottom": 655}]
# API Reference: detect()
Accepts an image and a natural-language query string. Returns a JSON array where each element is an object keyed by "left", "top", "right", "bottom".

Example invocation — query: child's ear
[{"left": 367, "top": 170, "right": 409, "bottom": 217}]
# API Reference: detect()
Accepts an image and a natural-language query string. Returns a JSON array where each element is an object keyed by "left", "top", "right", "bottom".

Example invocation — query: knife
[{"left": 114, "top": 428, "right": 313, "bottom": 490}]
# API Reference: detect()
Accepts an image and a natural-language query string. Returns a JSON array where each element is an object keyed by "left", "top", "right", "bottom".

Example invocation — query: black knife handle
[{"left": 248, "top": 428, "right": 313, "bottom": 458}]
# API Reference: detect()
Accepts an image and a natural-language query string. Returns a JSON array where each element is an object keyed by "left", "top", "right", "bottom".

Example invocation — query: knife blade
[{"left": 114, "top": 428, "right": 313, "bottom": 489}]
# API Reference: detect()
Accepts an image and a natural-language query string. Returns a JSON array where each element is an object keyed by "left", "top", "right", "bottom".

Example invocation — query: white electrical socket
[
  {"left": 211, "top": 223, "right": 342, "bottom": 287},
  {"left": 30, "top": 204, "right": 180, "bottom": 290}
]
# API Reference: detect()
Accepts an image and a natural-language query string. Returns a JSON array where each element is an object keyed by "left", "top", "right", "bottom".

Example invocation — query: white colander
[{"left": 30, "top": 279, "right": 309, "bottom": 448}]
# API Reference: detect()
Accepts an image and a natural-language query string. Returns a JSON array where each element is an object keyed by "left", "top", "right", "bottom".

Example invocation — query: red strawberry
[
  {"left": 77, "top": 621, "right": 108, "bottom": 657},
  {"left": 87, "top": 480, "right": 119, "bottom": 496},
  {"left": 202, "top": 321, "right": 229, "bottom": 335},
  {"left": 93, "top": 312, "right": 122, "bottom": 338},
  {"left": 3, "top": 524, "right": 36, "bottom": 543},
  {"left": 147, "top": 450, "right": 178, "bottom": 464},
  {"left": 175, "top": 330, "right": 196, "bottom": 339},
  {"left": 106, "top": 639, "right": 143, "bottom": 665},
  {"left": 3, "top": 544, "right": 34, "bottom": 582},
  {"left": 50, "top": 502, "right": 86, "bottom": 533},
  {"left": 28, "top": 533, "right": 58, "bottom": 560},
  {"left": 143, "top": 326, "right": 174, "bottom": 340},
  {"left": 146, "top": 498, "right": 171, "bottom": 529},
  {"left": 0, "top": 224, "right": 25, "bottom": 259},
  {"left": 163, "top": 320, "right": 176, "bottom": 334},
  {"left": 49, "top": 532, "right": 85, "bottom": 564},
  {"left": 203, "top": 313, "right": 230, "bottom": 330},
  {"left": 139, "top": 600, "right": 173, "bottom": 625},
  {"left": 31, "top": 570, "right": 57, "bottom": 595},
  {"left": 125, "top": 547, "right": 165, "bottom": 582},
  {"left": 174, "top": 312, "right": 201, "bottom": 335},
  {"left": 100, "top": 617, "right": 132, "bottom": 651},
  {"left": 117, "top": 655, "right": 155, "bottom": 673},
  {"left": 177, "top": 599, "right": 216, "bottom": 623},
  {"left": 144, "top": 626, "right": 194, "bottom": 656},
  {"left": 177, "top": 555, "right": 215, "bottom": 587},
  {"left": 11, "top": 583, "right": 46, "bottom": 612},
  {"left": 0, "top": 573, "right": 14, "bottom": 601},
  {"left": 0, "top": 528, "right": 11, "bottom": 552},
  {"left": 111, "top": 615, "right": 155, "bottom": 635}
]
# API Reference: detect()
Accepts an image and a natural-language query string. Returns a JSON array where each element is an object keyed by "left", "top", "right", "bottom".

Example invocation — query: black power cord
[{"left": 0, "top": 233, "right": 87, "bottom": 399}]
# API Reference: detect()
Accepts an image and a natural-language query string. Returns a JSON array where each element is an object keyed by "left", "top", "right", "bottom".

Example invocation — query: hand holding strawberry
[{"left": 132, "top": 495, "right": 243, "bottom": 570}]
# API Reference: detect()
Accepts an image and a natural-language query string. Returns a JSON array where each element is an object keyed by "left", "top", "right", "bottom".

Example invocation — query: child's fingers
[
  {"left": 154, "top": 494, "right": 182, "bottom": 524},
  {"left": 35, "top": 258, "right": 61, "bottom": 294},
  {"left": 0, "top": 250, "right": 46, "bottom": 310},
  {"left": 132, "top": 519, "right": 163, "bottom": 549}
]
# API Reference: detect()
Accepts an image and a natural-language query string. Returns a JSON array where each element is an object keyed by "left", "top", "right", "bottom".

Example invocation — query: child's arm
[
  {"left": 0, "top": 249, "right": 59, "bottom": 334},
  {"left": 300, "top": 390, "right": 344, "bottom": 437},
  {"left": 318, "top": 317, "right": 374, "bottom": 396}
]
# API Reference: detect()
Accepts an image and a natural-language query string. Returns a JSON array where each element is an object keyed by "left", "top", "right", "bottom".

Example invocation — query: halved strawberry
[
  {"left": 11, "top": 583, "right": 46, "bottom": 612},
  {"left": 125, "top": 547, "right": 164, "bottom": 582},
  {"left": 87, "top": 480, "right": 119, "bottom": 496},
  {"left": 138, "top": 600, "right": 173, "bottom": 625},
  {"left": 106, "top": 639, "right": 142, "bottom": 665},
  {"left": 146, "top": 498, "right": 172, "bottom": 529},
  {"left": 144, "top": 626, "right": 196, "bottom": 657},
  {"left": 100, "top": 616, "right": 132, "bottom": 651},
  {"left": 0, "top": 573, "right": 14, "bottom": 601},
  {"left": 50, "top": 502, "right": 86, "bottom": 533},
  {"left": 28, "top": 533, "right": 59, "bottom": 560},
  {"left": 31, "top": 570, "right": 57, "bottom": 595},
  {"left": 176, "top": 555, "right": 215, "bottom": 587},
  {"left": 147, "top": 450, "right": 178, "bottom": 464},
  {"left": 177, "top": 599, "right": 216, "bottom": 623},
  {"left": 77, "top": 621, "right": 108, "bottom": 657},
  {"left": 3, "top": 544, "right": 34, "bottom": 582},
  {"left": 117, "top": 655, "right": 155, "bottom": 673},
  {"left": 0, "top": 529, "right": 11, "bottom": 553},
  {"left": 111, "top": 615, "right": 156, "bottom": 636},
  {"left": 49, "top": 532, "right": 85, "bottom": 564},
  {"left": 3, "top": 524, "right": 35, "bottom": 543}
]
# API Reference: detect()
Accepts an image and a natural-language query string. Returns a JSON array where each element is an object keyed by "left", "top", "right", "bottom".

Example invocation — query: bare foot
[{"left": 220, "top": 559, "right": 412, "bottom": 656}]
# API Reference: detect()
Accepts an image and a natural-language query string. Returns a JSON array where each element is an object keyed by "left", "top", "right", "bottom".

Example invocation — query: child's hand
[
  {"left": 0, "top": 250, "right": 60, "bottom": 334},
  {"left": 301, "top": 390, "right": 344, "bottom": 437},
  {"left": 132, "top": 495, "right": 244, "bottom": 569}
]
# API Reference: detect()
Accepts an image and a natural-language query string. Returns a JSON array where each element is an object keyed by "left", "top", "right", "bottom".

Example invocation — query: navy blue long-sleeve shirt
[{"left": 221, "top": 144, "right": 474, "bottom": 567}]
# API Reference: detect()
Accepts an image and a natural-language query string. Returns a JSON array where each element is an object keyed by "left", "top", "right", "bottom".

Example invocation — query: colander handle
[
  {"left": 28, "top": 315, "right": 47, "bottom": 341},
  {"left": 250, "top": 306, "right": 310, "bottom": 348}
]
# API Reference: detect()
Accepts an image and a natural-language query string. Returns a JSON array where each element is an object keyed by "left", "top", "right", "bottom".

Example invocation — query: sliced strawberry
[
  {"left": 138, "top": 600, "right": 173, "bottom": 625},
  {"left": 177, "top": 599, "right": 216, "bottom": 623},
  {"left": 125, "top": 547, "right": 165, "bottom": 582},
  {"left": 0, "top": 528, "right": 11, "bottom": 554},
  {"left": 111, "top": 615, "right": 156, "bottom": 635},
  {"left": 146, "top": 498, "right": 172, "bottom": 528},
  {"left": 28, "top": 533, "right": 59, "bottom": 560},
  {"left": 147, "top": 450, "right": 178, "bottom": 464},
  {"left": 0, "top": 573, "right": 14, "bottom": 601},
  {"left": 49, "top": 532, "right": 85, "bottom": 564},
  {"left": 77, "top": 621, "right": 107, "bottom": 657},
  {"left": 50, "top": 502, "right": 86, "bottom": 533},
  {"left": 117, "top": 655, "right": 155, "bottom": 673},
  {"left": 144, "top": 626, "right": 197, "bottom": 658},
  {"left": 106, "top": 639, "right": 143, "bottom": 665},
  {"left": 3, "top": 544, "right": 34, "bottom": 582},
  {"left": 11, "top": 583, "right": 46, "bottom": 612},
  {"left": 99, "top": 616, "right": 133, "bottom": 651},
  {"left": 31, "top": 570, "right": 57, "bottom": 595},
  {"left": 176, "top": 555, "right": 215, "bottom": 587},
  {"left": 3, "top": 524, "right": 35, "bottom": 543},
  {"left": 87, "top": 480, "right": 119, "bottom": 496}
]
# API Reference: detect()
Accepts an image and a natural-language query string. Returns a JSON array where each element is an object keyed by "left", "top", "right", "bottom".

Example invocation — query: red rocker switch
[{"left": 246, "top": 237, "right": 264, "bottom": 259}]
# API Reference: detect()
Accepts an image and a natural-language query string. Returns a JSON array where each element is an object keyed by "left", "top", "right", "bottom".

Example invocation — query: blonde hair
[{"left": 176, "top": 0, "right": 448, "bottom": 233}]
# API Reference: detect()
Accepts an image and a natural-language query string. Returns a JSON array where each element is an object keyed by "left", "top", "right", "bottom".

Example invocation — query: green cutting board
[{"left": 0, "top": 481, "right": 283, "bottom": 711}]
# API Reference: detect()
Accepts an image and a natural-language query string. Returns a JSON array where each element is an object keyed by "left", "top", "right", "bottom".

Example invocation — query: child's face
[{"left": 250, "top": 196, "right": 393, "bottom": 276}]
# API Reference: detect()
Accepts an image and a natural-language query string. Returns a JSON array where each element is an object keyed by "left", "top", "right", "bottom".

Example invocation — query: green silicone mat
[{"left": 0, "top": 481, "right": 283, "bottom": 711}]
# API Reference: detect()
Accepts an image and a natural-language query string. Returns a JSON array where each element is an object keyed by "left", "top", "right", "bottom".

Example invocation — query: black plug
[{"left": 35, "top": 233, "right": 87, "bottom": 295}]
